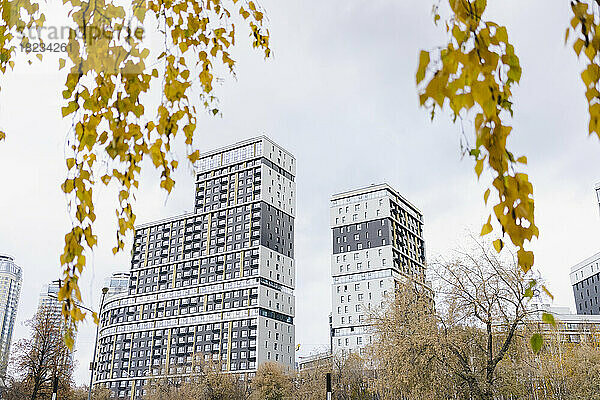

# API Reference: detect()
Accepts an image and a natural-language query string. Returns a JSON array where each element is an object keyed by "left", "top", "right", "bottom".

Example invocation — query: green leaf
[
  {"left": 541, "top": 312, "right": 556, "bottom": 327},
  {"left": 530, "top": 333, "right": 543, "bottom": 354}
]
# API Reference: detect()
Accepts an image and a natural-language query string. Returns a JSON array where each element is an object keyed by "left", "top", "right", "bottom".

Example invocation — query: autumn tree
[
  {"left": 370, "top": 283, "right": 457, "bottom": 399},
  {"left": 0, "top": 0, "right": 272, "bottom": 343},
  {"left": 496, "top": 324, "right": 600, "bottom": 400},
  {"left": 250, "top": 362, "right": 294, "bottom": 400},
  {"left": 295, "top": 360, "right": 330, "bottom": 400},
  {"left": 9, "top": 305, "right": 75, "bottom": 400},
  {"left": 330, "top": 354, "right": 375, "bottom": 400},
  {"left": 431, "top": 240, "right": 542, "bottom": 400},
  {"left": 71, "top": 385, "right": 111, "bottom": 400},
  {"left": 143, "top": 357, "right": 248, "bottom": 400},
  {"left": 370, "top": 239, "right": 544, "bottom": 400}
]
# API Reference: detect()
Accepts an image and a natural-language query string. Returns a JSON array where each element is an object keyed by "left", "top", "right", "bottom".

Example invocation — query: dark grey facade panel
[
  {"left": 573, "top": 274, "right": 600, "bottom": 315},
  {"left": 332, "top": 218, "right": 391, "bottom": 254},
  {"left": 260, "top": 202, "right": 294, "bottom": 258}
]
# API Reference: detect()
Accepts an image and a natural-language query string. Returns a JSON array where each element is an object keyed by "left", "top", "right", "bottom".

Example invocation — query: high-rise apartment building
[
  {"left": 570, "top": 183, "right": 600, "bottom": 315},
  {"left": 38, "top": 281, "right": 62, "bottom": 318},
  {"left": 330, "top": 184, "right": 426, "bottom": 355},
  {"left": 571, "top": 252, "right": 600, "bottom": 315},
  {"left": 93, "top": 137, "right": 296, "bottom": 399},
  {"left": 0, "top": 255, "right": 22, "bottom": 378}
]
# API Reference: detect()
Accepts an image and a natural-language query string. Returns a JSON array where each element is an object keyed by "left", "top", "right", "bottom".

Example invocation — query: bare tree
[
  {"left": 371, "top": 238, "right": 542, "bottom": 400},
  {"left": 432, "top": 239, "right": 540, "bottom": 400},
  {"left": 10, "top": 305, "right": 74, "bottom": 400}
]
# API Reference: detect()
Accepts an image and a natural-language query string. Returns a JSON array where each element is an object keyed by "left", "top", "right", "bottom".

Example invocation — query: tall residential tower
[
  {"left": 330, "top": 184, "right": 426, "bottom": 355},
  {"left": 0, "top": 255, "right": 22, "bottom": 378},
  {"left": 570, "top": 183, "right": 600, "bottom": 315},
  {"left": 93, "top": 137, "right": 296, "bottom": 399}
]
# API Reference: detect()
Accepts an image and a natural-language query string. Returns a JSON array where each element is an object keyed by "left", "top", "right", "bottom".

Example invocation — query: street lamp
[{"left": 87, "top": 287, "right": 109, "bottom": 400}]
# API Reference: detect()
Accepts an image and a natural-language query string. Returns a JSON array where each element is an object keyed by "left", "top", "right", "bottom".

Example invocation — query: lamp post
[{"left": 87, "top": 287, "right": 109, "bottom": 400}]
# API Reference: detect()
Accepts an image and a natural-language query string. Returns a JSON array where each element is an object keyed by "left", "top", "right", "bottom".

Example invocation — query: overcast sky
[{"left": 0, "top": 0, "right": 599, "bottom": 385}]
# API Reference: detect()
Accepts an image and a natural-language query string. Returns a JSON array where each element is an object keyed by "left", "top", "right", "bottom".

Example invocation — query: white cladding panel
[
  {"left": 256, "top": 316, "right": 295, "bottom": 369},
  {"left": 331, "top": 246, "right": 393, "bottom": 277},
  {"left": 260, "top": 164, "right": 296, "bottom": 217},
  {"left": 330, "top": 194, "right": 391, "bottom": 228},
  {"left": 570, "top": 251, "right": 600, "bottom": 284},
  {"left": 258, "top": 246, "right": 295, "bottom": 289}
]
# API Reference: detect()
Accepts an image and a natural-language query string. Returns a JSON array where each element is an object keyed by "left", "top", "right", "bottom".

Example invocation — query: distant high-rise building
[
  {"left": 570, "top": 184, "right": 600, "bottom": 315},
  {"left": 93, "top": 137, "right": 296, "bottom": 399},
  {"left": 104, "top": 272, "right": 130, "bottom": 299},
  {"left": 0, "top": 255, "right": 22, "bottom": 378},
  {"left": 570, "top": 252, "right": 600, "bottom": 315},
  {"left": 330, "top": 184, "right": 427, "bottom": 355},
  {"left": 38, "top": 281, "right": 62, "bottom": 319}
]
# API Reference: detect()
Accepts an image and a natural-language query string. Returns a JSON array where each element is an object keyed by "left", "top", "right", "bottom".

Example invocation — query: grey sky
[{"left": 0, "top": 0, "right": 599, "bottom": 385}]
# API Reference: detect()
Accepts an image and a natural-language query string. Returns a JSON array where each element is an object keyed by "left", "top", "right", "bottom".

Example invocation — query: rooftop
[
  {"left": 198, "top": 135, "right": 295, "bottom": 161},
  {"left": 331, "top": 183, "right": 423, "bottom": 216},
  {"left": 569, "top": 250, "right": 600, "bottom": 273}
]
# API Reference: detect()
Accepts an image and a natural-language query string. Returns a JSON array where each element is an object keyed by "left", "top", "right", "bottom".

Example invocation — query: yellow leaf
[
  {"left": 416, "top": 50, "right": 430, "bottom": 84},
  {"left": 517, "top": 249, "right": 534, "bottom": 273},
  {"left": 574, "top": 39, "right": 585, "bottom": 56},
  {"left": 483, "top": 188, "right": 490, "bottom": 204},
  {"left": 493, "top": 239, "right": 503, "bottom": 253},
  {"left": 62, "top": 101, "right": 78, "bottom": 117},
  {"left": 64, "top": 332, "right": 75, "bottom": 350},
  {"left": 541, "top": 284, "right": 554, "bottom": 301},
  {"left": 475, "top": 159, "right": 484, "bottom": 178},
  {"left": 480, "top": 216, "right": 493, "bottom": 236},
  {"left": 189, "top": 150, "right": 200, "bottom": 163}
]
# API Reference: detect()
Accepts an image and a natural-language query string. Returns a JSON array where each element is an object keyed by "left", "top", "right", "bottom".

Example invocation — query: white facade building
[
  {"left": 570, "top": 183, "right": 600, "bottom": 315},
  {"left": 38, "top": 281, "right": 62, "bottom": 320},
  {"left": 330, "top": 184, "right": 426, "bottom": 355},
  {"left": 0, "top": 255, "right": 22, "bottom": 378},
  {"left": 570, "top": 251, "right": 600, "bottom": 315}
]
